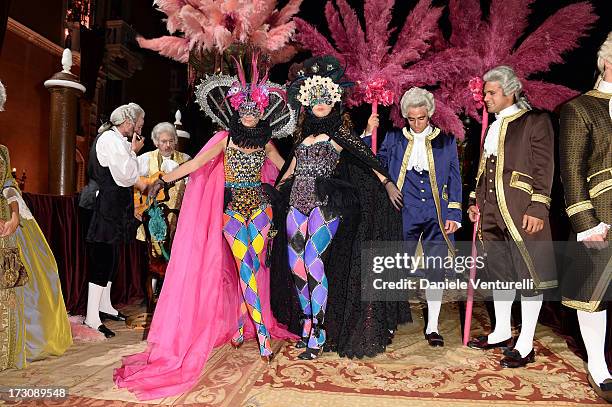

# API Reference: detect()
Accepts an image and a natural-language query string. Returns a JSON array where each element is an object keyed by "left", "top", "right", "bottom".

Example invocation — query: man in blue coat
[{"left": 363, "top": 87, "right": 462, "bottom": 347}]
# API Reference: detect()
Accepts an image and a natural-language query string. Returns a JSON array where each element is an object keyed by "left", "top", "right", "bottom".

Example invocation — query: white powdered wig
[
  {"left": 400, "top": 87, "right": 435, "bottom": 118},
  {"left": 0, "top": 80, "right": 6, "bottom": 111},
  {"left": 151, "top": 122, "right": 178, "bottom": 146},
  {"left": 597, "top": 31, "right": 612, "bottom": 78},
  {"left": 483, "top": 65, "right": 531, "bottom": 110},
  {"left": 98, "top": 102, "right": 145, "bottom": 133}
]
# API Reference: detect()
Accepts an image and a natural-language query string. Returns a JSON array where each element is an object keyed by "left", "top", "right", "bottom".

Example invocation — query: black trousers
[{"left": 88, "top": 242, "right": 120, "bottom": 286}]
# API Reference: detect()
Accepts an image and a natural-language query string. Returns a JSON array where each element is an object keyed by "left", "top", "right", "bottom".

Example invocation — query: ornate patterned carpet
[{"left": 0, "top": 303, "right": 608, "bottom": 406}]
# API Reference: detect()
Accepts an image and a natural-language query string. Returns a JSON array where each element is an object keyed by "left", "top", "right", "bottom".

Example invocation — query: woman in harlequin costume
[
  {"left": 114, "top": 56, "right": 297, "bottom": 400},
  {"left": 271, "top": 56, "right": 411, "bottom": 360}
]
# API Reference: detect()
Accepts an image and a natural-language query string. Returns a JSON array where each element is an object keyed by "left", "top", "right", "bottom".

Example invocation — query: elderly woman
[
  {"left": 0, "top": 80, "right": 72, "bottom": 370},
  {"left": 363, "top": 87, "right": 462, "bottom": 347}
]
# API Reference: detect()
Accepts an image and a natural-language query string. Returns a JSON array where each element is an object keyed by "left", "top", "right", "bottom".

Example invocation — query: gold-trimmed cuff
[
  {"left": 448, "top": 202, "right": 462, "bottom": 210},
  {"left": 532, "top": 193, "right": 551, "bottom": 207},
  {"left": 469, "top": 191, "right": 476, "bottom": 199},
  {"left": 566, "top": 200, "right": 594, "bottom": 217},
  {"left": 589, "top": 179, "right": 612, "bottom": 199}
]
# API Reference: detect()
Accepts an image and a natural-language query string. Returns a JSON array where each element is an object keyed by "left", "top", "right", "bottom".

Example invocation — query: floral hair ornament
[
  {"left": 194, "top": 53, "right": 297, "bottom": 139},
  {"left": 298, "top": 75, "right": 342, "bottom": 107},
  {"left": 287, "top": 55, "right": 354, "bottom": 112}
]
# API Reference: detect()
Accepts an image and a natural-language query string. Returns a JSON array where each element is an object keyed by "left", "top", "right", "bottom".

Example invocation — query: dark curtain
[
  {"left": 0, "top": 0, "right": 10, "bottom": 54},
  {"left": 23, "top": 193, "right": 146, "bottom": 315},
  {"left": 79, "top": 26, "right": 106, "bottom": 101}
]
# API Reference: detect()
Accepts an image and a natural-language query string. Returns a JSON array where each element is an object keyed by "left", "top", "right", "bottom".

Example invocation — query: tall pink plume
[
  {"left": 231, "top": 56, "right": 247, "bottom": 88},
  {"left": 137, "top": 36, "right": 190, "bottom": 63},
  {"left": 335, "top": 0, "right": 367, "bottom": 59},
  {"left": 325, "top": 2, "right": 354, "bottom": 59},
  {"left": 523, "top": 80, "right": 580, "bottom": 112},
  {"left": 154, "top": 0, "right": 187, "bottom": 15},
  {"left": 364, "top": 0, "right": 395, "bottom": 60},
  {"left": 262, "top": 22, "right": 296, "bottom": 51},
  {"left": 508, "top": 2, "right": 597, "bottom": 77},
  {"left": 448, "top": 0, "right": 482, "bottom": 48},
  {"left": 249, "top": 0, "right": 277, "bottom": 33},
  {"left": 390, "top": 0, "right": 442, "bottom": 66},
  {"left": 268, "top": 0, "right": 303, "bottom": 26},
  {"left": 295, "top": 18, "right": 343, "bottom": 60},
  {"left": 270, "top": 44, "right": 298, "bottom": 65},
  {"left": 487, "top": 0, "right": 535, "bottom": 59},
  {"left": 440, "top": 0, "right": 598, "bottom": 122}
]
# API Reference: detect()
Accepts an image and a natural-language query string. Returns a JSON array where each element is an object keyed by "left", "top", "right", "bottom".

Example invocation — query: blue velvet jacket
[{"left": 363, "top": 127, "right": 462, "bottom": 248}]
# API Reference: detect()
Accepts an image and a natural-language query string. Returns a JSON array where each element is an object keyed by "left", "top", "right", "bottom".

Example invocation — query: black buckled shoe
[
  {"left": 295, "top": 338, "right": 308, "bottom": 349},
  {"left": 467, "top": 335, "right": 514, "bottom": 350},
  {"left": 99, "top": 311, "right": 127, "bottom": 322},
  {"left": 424, "top": 332, "right": 444, "bottom": 347},
  {"left": 500, "top": 348, "right": 535, "bottom": 368},
  {"left": 297, "top": 347, "right": 321, "bottom": 360},
  {"left": 587, "top": 374, "right": 612, "bottom": 403}
]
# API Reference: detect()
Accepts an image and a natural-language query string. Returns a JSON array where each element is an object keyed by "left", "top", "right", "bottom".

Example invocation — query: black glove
[{"left": 384, "top": 178, "right": 403, "bottom": 210}]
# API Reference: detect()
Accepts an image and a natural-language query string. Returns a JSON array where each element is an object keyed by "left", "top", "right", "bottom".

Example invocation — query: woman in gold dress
[{"left": 0, "top": 80, "right": 72, "bottom": 370}]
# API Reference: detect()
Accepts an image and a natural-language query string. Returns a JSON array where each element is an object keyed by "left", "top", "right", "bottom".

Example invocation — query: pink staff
[
  {"left": 363, "top": 79, "right": 394, "bottom": 154},
  {"left": 463, "top": 77, "right": 488, "bottom": 346}
]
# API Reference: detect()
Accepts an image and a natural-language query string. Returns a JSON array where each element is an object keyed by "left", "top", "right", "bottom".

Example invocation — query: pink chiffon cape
[{"left": 113, "top": 130, "right": 296, "bottom": 400}]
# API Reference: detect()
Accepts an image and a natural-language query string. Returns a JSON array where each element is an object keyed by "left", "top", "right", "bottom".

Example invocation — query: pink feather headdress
[{"left": 226, "top": 53, "right": 286, "bottom": 116}]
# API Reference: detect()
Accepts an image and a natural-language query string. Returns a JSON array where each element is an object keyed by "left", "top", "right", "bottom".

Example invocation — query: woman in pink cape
[{"left": 114, "top": 58, "right": 297, "bottom": 400}]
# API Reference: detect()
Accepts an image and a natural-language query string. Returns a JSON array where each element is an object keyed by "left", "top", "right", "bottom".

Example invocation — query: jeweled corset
[
  {"left": 224, "top": 146, "right": 268, "bottom": 216},
  {"left": 290, "top": 140, "right": 340, "bottom": 214}
]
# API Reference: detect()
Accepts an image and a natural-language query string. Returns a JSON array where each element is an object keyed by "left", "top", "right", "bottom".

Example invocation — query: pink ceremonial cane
[
  {"left": 463, "top": 102, "right": 489, "bottom": 346},
  {"left": 371, "top": 102, "right": 378, "bottom": 154}
]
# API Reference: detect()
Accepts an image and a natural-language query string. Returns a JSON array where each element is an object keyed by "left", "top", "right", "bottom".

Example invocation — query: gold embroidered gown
[{"left": 0, "top": 144, "right": 72, "bottom": 370}]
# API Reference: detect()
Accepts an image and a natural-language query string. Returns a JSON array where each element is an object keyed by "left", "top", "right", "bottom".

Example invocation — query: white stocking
[
  {"left": 84, "top": 282, "right": 104, "bottom": 328},
  {"left": 487, "top": 289, "right": 515, "bottom": 343},
  {"left": 99, "top": 281, "right": 118, "bottom": 316},
  {"left": 425, "top": 288, "right": 443, "bottom": 334},
  {"left": 577, "top": 309, "right": 612, "bottom": 384},
  {"left": 513, "top": 293, "right": 543, "bottom": 357}
]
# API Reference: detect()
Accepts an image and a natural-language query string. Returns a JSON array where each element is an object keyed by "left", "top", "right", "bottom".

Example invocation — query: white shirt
[
  {"left": 96, "top": 127, "right": 140, "bottom": 187},
  {"left": 596, "top": 79, "right": 612, "bottom": 120},
  {"left": 405, "top": 125, "right": 432, "bottom": 172},
  {"left": 483, "top": 104, "right": 521, "bottom": 158}
]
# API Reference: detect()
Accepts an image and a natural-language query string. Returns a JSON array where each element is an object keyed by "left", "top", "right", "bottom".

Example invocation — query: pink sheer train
[{"left": 114, "top": 131, "right": 296, "bottom": 400}]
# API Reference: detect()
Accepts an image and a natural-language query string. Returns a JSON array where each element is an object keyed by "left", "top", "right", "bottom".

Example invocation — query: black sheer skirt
[{"left": 270, "top": 150, "right": 412, "bottom": 358}]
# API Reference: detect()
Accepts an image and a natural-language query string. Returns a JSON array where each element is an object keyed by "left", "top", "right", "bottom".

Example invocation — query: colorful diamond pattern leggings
[
  {"left": 287, "top": 206, "right": 340, "bottom": 349},
  {"left": 222, "top": 206, "right": 273, "bottom": 357}
]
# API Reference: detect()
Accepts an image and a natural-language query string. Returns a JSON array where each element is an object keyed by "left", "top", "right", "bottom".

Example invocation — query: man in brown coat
[{"left": 467, "top": 65, "right": 557, "bottom": 368}]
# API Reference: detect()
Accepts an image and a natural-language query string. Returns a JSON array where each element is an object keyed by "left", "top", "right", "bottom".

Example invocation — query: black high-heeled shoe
[
  {"left": 261, "top": 352, "right": 275, "bottom": 364},
  {"left": 295, "top": 338, "right": 308, "bottom": 349},
  {"left": 297, "top": 347, "right": 321, "bottom": 360}
]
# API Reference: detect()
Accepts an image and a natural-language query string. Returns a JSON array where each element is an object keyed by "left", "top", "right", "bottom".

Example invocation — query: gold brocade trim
[
  {"left": 425, "top": 128, "right": 455, "bottom": 255},
  {"left": 532, "top": 194, "right": 552, "bottom": 207},
  {"left": 442, "top": 185, "right": 448, "bottom": 200},
  {"left": 586, "top": 167, "right": 612, "bottom": 182},
  {"left": 566, "top": 200, "right": 594, "bottom": 217},
  {"left": 495, "top": 109, "right": 546, "bottom": 287},
  {"left": 448, "top": 202, "right": 462, "bottom": 210},
  {"left": 509, "top": 171, "right": 534, "bottom": 195},
  {"left": 589, "top": 179, "right": 612, "bottom": 199},
  {"left": 586, "top": 89, "right": 612, "bottom": 100},
  {"left": 469, "top": 191, "right": 476, "bottom": 199},
  {"left": 395, "top": 128, "right": 415, "bottom": 191}
]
